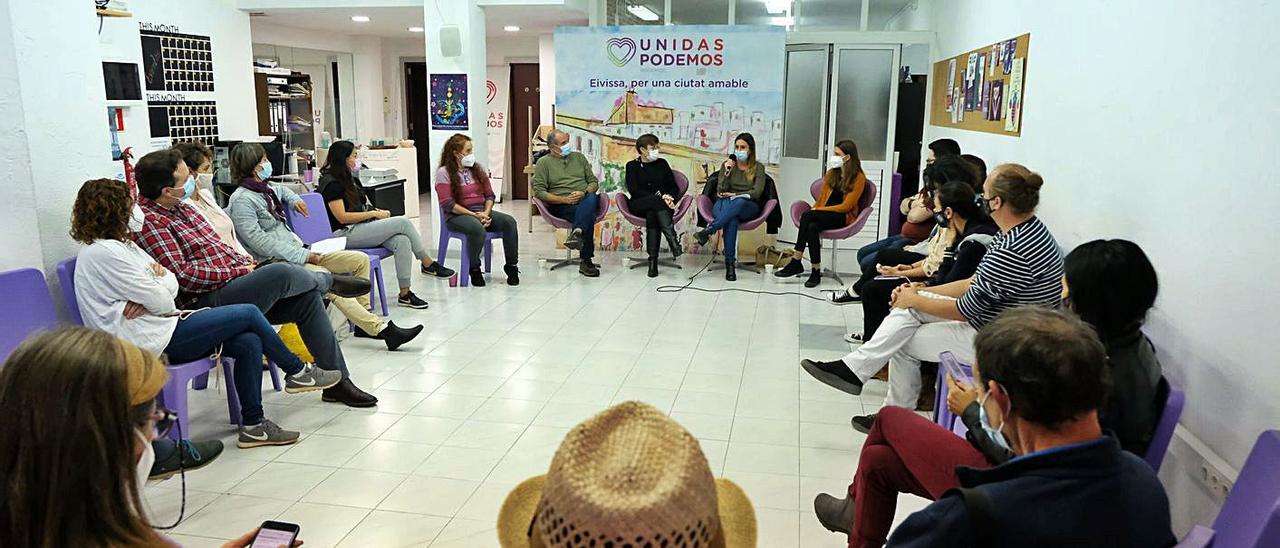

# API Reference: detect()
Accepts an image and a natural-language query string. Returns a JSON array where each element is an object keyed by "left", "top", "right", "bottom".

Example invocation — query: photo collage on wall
[
  {"left": 148, "top": 101, "right": 218, "bottom": 146},
  {"left": 141, "top": 30, "right": 214, "bottom": 93}
]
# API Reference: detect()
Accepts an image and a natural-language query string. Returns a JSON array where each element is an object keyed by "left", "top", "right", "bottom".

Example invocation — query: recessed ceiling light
[
  {"left": 408, "top": 26, "right": 424, "bottom": 32},
  {"left": 627, "top": 5, "right": 660, "bottom": 22},
  {"left": 503, "top": 25, "right": 520, "bottom": 32},
  {"left": 351, "top": 15, "right": 370, "bottom": 23},
  {"left": 764, "top": 0, "right": 792, "bottom": 15}
]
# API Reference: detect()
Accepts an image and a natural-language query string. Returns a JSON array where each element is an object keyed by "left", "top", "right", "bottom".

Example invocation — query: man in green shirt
[{"left": 533, "top": 129, "right": 602, "bottom": 277}]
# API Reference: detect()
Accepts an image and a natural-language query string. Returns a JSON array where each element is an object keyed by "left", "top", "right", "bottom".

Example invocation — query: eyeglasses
[{"left": 150, "top": 407, "right": 179, "bottom": 438}]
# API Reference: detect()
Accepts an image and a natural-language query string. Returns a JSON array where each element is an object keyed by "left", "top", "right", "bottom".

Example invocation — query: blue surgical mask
[
  {"left": 180, "top": 175, "right": 196, "bottom": 200},
  {"left": 559, "top": 143, "right": 574, "bottom": 156},
  {"left": 978, "top": 389, "right": 1012, "bottom": 452},
  {"left": 258, "top": 161, "right": 273, "bottom": 180},
  {"left": 733, "top": 150, "right": 749, "bottom": 161}
]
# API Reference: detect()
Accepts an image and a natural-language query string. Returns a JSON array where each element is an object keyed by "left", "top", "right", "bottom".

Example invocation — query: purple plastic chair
[
  {"left": 697, "top": 195, "right": 779, "bottom": 274},
  {"left": 615, "top": 170, "right": 693, "bottom": 270},
  {"left": 789, "top": 178, "right": 878, "bottom": 285},
  {"left": 932, "top": 351, "right": 973, "bottom": 437},
  {"left": 436, "top": 206, "right": 498, "bottom": 287},
  {"left": 288, "top": 192, "right": 389, "bottom": 315},
  {"left": 532, "top": 192, "right": 612, "bottom": 270},
  {"left": 0, "top": 268, "right": 59, "bottom": 361},
  {"left": 55, "top": 257, "right": 256, "bottom": 434},
  {"left": 1176, "top": 430, "right": 1280, "bottom": 548},
  {"left": 1145, "top": 376, "right": 1185, "bottom": 471}
]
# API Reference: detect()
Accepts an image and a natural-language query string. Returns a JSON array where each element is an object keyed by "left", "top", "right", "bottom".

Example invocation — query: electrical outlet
[{"left": 1198, "top": 462, "right": 1233, "bottom": 502}]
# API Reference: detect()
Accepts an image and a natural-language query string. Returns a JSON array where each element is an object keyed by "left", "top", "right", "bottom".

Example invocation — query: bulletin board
[{"left": 930, "top": 33, "right": 1029, "bottom": 136}]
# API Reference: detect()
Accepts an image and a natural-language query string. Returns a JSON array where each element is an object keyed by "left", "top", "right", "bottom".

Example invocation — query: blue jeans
[
  {"left": 165, "top": 304, "right": 307, "bottom": 426},
  {"left": 857, "top": 235, "right": 912, "bottom": 271},
  {"left": 708, "top": 198, "right": 761, "bottom": 263},
  {"left": 546, "top": 192, "right": 600, "bottom": 260}
]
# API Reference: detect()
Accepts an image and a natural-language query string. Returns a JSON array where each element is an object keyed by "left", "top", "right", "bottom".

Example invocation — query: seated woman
[
  {"left": 776, "top": 139, "right": 867, "bottom": 287},
  {"left": 71, "top": 178, "right": 342, "bottom": 448},
  {"left": 0, "top": 328, "right": 304, "bottom": 547},
  {"left": 624, "top": 133, "right": 683, "bottom": 277},
  {"left": 226, "top": 143, "right": 423, "bottom": 349},
  {"left": 811, "top": 238, "right": 1164, "bottom": 548},
  {"left": 693, "top": 132, "right": 768, "bottom": 281},
  {"left": 318, "top": 140, "right": 453, "bottom": 309},
  {"left": 832, "top": 156, "right": 979, "bottom": 305},
  {"left": 172, "top": 141, "right": 253, "bottom": 260},
  {"left": 434, "top": 133, "right": 520, "bottom": 286},
  {"left": 848, "top": 181, "right": 997, "bottom": 344}
]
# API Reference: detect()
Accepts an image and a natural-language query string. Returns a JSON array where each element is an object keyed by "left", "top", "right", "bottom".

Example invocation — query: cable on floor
[{"left": 653, "top": 253, "right": 835, "bottom": 302}]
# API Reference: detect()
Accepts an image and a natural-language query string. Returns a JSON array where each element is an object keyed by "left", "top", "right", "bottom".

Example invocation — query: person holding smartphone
[
  {"left": 693, "top": 132, "right": 768, "bottom": 281},
  {"left": 319, "top": 140, "right": 454, "bottom": 309}
]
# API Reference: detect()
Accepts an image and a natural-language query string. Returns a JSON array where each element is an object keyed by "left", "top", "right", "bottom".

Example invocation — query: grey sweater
[{"left": 226, "top": 184, "right": 309, "bottom": 264}]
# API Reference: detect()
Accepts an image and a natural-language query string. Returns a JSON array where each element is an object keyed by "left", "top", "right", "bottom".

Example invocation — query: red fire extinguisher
[{"left": 121, "top": 146, "right": 137, "bottom": 199}]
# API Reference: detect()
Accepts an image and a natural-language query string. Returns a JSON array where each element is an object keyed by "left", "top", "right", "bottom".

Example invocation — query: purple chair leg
[
  {"left": 483, "top": 239, "right": 493, "bottom": 272},
  {"left": 221, "top": 359, "right": 243, "bottom": 426},
  {"left": 371, "top": 260, "right": 388, "bottom": 315},
  {"left": 459, "top": 239, "right": 471, "bottom": 287},
  {"left": 268, "top": 362, "right": 282, "bottom": 392},
  {"left": 192, "top": 371, "right": 210, "bottom": 390}
]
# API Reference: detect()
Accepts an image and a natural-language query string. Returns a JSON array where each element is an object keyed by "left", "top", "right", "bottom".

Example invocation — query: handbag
[{"left": 755, "top": 245, "right": 794, "bottom": 268}]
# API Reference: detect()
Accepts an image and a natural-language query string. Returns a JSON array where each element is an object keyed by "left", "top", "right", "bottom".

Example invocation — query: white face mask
[
  {"left": 647, "top": 149, "right": 660, "bottom": 161},
  {"left": 135, "top": 429, "right": 154, "bottom": 493},
  {"left": 461, "top": 154, "right": 476, "bottom": 167},
  {"left": 195, "top": 172, "right": 214, "bottom": 192},
  {"left": 128, "top": 204, "right": 146, "bottom": 233},
  {"left": 827, "top": 155, "right": 846, "bottom": 170}
]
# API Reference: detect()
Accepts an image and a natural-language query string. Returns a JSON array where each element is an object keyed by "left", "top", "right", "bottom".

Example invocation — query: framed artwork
[{"left": 429, "top": 73, "right": 469, "bottom": 130}]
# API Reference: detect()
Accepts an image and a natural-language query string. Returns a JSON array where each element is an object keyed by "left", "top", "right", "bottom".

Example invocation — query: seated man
[
  {"left": 532, "top": 129, "right": 601, "bottom": 277},
  {"left": 131, "top": 149, "right": 377, "bottom": 408},
  {"left": 884, "top": 307, "right": 1175, "bottom": 547},
  {"left": 801, "top": 164, "right": 1063, "bottom": 433},
  {"left": 223, "top": 142, "right": 424, "bottom": 350}
]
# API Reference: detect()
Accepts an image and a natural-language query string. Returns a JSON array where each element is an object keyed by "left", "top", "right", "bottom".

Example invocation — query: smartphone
[
  {"left": 250, "top": 521, "right": 300, "bottom": 548},
  {"left": 939, "top": 351, "right": 972, "bottom": 387}
]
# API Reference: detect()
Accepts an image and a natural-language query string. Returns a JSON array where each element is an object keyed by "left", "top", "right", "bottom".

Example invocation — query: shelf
[{"left": 96, "top": 8, "right": 132, "bottom": 17}]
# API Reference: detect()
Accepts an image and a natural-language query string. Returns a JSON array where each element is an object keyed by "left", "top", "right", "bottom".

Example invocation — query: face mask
[
  {"left": 195, "top": 172, "right": 214, "bottom": 192},
  {"left": 933, "top": 211, "right": 950, "bottom": 228},
  {"left": 647, "top": 149, "right": 660, "bottom": 161},
  {"left": 128, "top": 204, "right": 146, "bottom": 233},
  {"left": 981, "top": 196, "right": 996, "bottom": 216},
  {"left": 733, "top": 150, "right": 749, "bottom": 161},
  {"left": 461, "top": 154, "right": 476, "bottom": 167},
  {"left": 978, "top": 390, "right": 1013, "bottom": 452},
  {"left": 135, "top": 429, "right": 154, "bottom": 493},
  {"left": 827, "top": 156, "right": 845, "bottom": 170},
  {"left": 257, "top": 161, "right": 273, "bottom": 180},
  {"left": 172, "top": 175, "right": 196, "bottom": 201},
  {"left": 559, "top": 143, "right": 574, "bottom": 156},
  {"left": 351, "top": 163, "right": 361, "bottom": 178}
]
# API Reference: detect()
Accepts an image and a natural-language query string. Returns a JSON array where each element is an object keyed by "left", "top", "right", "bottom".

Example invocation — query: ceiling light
[
  {"left": 504, "top": 25, "right": 520, "bottom": 32},
  {"left": 764, "top": 0, "right": 791, "bottom": 15},
  {"left": 351, "top": 15, "right": 370, "bottom": 22},
  {"left": 408, "top": 26, "right": 424, "bottom": 32},
  {"left": 768, "top": 16, "right": 794, "bottom": 26},
  {"left": 627, "top": 5, "right": 660, "bottom": 22}
]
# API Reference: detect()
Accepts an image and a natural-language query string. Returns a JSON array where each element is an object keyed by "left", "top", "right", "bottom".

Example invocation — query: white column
[
  {"left": 352, "top": 36, "right": 387, "bottom": 142},
  {"left": 425, "top": 0, "right": 487, "bottom": 247},
  {"left": 538, "top": 33, "right": 556, "bottom": 128}
]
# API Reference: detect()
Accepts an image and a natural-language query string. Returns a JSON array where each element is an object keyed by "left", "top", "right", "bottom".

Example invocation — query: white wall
[
  {"left": 100, "top": 0, "right": 259, "bottom": 153},
  {"left": 0, "top": 0, "right": 42, "bottom": 272},
  {"left": 922, "top": 0, "right": 1280, "bottom": 533},
  {"left": 381, "top": 37, "right": 426, "bottom": 141},
  {"left": 538, "top": 33, "right": 555, "bottom": 126}
]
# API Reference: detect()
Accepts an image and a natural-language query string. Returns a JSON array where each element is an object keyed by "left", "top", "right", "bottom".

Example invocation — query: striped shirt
[{"left": 956, "top": 216, "right": 1064, "bottom": 329}]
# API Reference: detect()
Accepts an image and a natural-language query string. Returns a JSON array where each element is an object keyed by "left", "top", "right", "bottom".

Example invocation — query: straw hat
[{"left": 497, "top": 401, "right": 756, "bottom": 548}]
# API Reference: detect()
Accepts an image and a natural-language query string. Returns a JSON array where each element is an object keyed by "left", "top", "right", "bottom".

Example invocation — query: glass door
[{"left": 778, "top": 45, "right": 832, "bottom": 243}]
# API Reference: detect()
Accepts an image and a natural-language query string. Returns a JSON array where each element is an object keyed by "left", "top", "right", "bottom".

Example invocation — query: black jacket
[
  {"left": 888, "top": 436, "right": 1176, "bottom": 548},
  {"left": 696, "top": 171, "right": 781, "bottom": 234}
]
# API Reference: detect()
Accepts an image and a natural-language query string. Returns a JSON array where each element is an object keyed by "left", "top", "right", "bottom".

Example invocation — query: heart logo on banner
[
  {"left": 606, "top": 37, "right": 636, "bottom": 67},
  {"left": 486, "top": 80, "right": 497, "bottom": 104}
]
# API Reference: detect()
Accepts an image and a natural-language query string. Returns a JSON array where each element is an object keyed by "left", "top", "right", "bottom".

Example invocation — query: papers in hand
[{"left": 310, "top": 237, "right": 347, "bottom": 255}]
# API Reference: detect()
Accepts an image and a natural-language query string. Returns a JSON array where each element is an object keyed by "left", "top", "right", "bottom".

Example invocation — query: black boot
[
  {"left": 775, "top": 257, "right": 805, "bottom": 277},
  {"left": 804, "top": 268, "right": 823, "bottom": 288},
  {"left": 380, "top": 321, "right": 424, "bottom": 351},
  {"left": 725, "top": 260, "right": 737, "bottom": 281},
  {"left": 646, "top": 227, "right": 660, "bottom": 278},
  {"left": 321, "top": 378, "right": 378, "bottom": 408},
  {"left": 656, "top": 210, "right": 682, "bottom": 259}
]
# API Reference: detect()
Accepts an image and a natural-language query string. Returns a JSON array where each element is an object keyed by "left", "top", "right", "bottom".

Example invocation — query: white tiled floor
[{"left": 148, "top": 198, "right": 930, "bottom": 547}]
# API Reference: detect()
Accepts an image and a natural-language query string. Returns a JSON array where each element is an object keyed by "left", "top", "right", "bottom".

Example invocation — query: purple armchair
[
  {"left": 532, "top": 192, "right": 612, "bottom": 270},
  {"left": 0, "top": 268, "right": 58, "bottom": 361},
  {"left": 789, "top": 178, "right": 878, "bottom": 285},
  {"left": 615, "top": 170, "right": 693, "bottom": 270},
  {"left": 696, "top": 195, "right": 779, "bottom": 274},
  {"left": 1175, "top": 430, "right": 1280, "bottom": 548}
]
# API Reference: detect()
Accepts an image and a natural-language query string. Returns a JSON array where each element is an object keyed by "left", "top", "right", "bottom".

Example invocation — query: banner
[
  {"left": 485, "top": 66, "right": 510, "bottom": 201},
  {"left": 554, "top": 25, "right": 785, "bottom": 253}
]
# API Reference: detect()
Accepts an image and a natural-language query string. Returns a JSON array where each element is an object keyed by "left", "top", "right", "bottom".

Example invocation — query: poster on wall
[
  {"left": 485, "top": 66, "right": 510, "bottom": 202},
  {"left": 140, "top": 22, "right": 218, "bottom": 149},
  {"left": 1004, "top": 58, "right": 1024, "bottom": 132},
  {"left": 555, "top": 25, "right": 785, "bottom": 253},
  {"left": 429, "top": 74, "right": 470, "bottom": 131}
]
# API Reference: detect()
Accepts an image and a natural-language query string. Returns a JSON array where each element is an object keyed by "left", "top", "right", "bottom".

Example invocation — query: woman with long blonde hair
[{"left": 776, "top": 139, "right": 867, "bottom": 288}]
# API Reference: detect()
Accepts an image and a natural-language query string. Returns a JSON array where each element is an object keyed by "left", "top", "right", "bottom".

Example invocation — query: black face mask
[
  {"left": 933, "top": 211, "right": 949, "bottom": 228},
  {"left": 981, "top": 196, "right": 996, "bottom": 216}
]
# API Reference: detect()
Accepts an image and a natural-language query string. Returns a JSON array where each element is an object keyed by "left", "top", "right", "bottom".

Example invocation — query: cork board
[{"left": 930, "top": 33, "right": 1029, "bottom": 136}]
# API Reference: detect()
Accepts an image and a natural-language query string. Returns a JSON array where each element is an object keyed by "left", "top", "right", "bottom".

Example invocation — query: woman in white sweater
[{"left": 71, "top": 178, "right": 342, "bottom": 449}]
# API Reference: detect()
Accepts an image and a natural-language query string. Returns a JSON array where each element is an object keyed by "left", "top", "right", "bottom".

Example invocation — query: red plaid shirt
[{"left": 134, "top": 196, "right": 253, "bottom": 299}]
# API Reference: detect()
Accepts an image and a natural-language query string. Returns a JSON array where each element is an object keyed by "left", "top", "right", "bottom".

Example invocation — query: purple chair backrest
[
  {"left": 809, "top": 177, "right": 878, "bottom": 213},
  {"left": 56, "top": 258, "right": 83, "bottom": 325},
  {"left": 1145, "top": 376, "right": 1185, "bottom": 471},
  {"left": 673, "top": 170, "right": 690, "bottom": 199},
  {"left": 1213, "top": 430, "right": 1280, "bottom": 547},
  {"left": 0, "top": 268, "right": 59, "bottom": 361},
  {"left": 289, "top": 193, "right": 335, "bottom": 245}
]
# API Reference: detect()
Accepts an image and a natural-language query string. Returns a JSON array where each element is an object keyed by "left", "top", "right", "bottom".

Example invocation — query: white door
[{"left": 778, "top": 45, "right": 831, "bottom": 244}]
